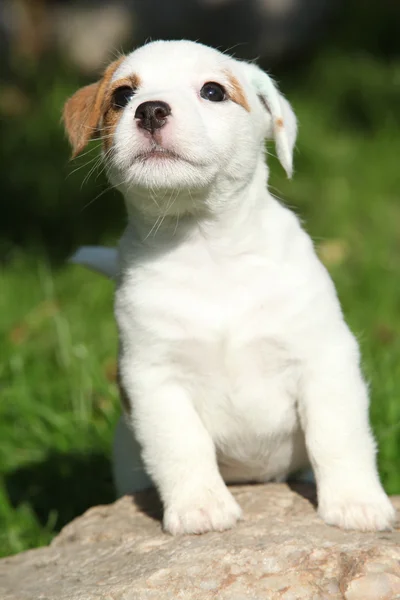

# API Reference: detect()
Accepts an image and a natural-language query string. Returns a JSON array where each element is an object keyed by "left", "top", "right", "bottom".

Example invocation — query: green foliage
[
  {"left": 1, "top": 8, "right": 399, "bottom": 557},
  {"left": 0, "top": 257, "right": 118, "bottom": 556}
]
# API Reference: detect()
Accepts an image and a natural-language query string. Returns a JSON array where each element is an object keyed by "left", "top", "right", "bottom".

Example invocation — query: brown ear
[{"left": 63, "top": 57, "right": 125, "bottom": 158}]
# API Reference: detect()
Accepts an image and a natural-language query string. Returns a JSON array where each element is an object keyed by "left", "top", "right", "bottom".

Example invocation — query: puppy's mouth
[
  {"left": 132, "top": 145, "right": 206, "bottom": 168},
  {"left": 134, "top": 147, "right": 184, "bottom": 162}
]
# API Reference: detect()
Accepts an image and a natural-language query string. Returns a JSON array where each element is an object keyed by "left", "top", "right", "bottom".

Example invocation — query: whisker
[
  {"left": 173, "top": 210, "right": 181, "bottom": 236},
  {"left": 217, "top": 42, "right": 249, "bottom": 58},
  {"left": 144, "top": 214, "right": 163, "bottom": 240},
  {"left": 107, "top": 45, "right": 125, "bottom": 62},
  {"left": 79, "top": 183, "right": 116, "bottom": 213},
  {"left": 81, "top": 156, "right": 103, "bottom": 189},
  {"left": 67, "top": 155, "right": 100, "bottom": 179},
  {"left": 153, "top": 189, "right": 179, "bottom": 237},
  {"left": 70, "top": 143, "right": 102, "bottom": 161}
]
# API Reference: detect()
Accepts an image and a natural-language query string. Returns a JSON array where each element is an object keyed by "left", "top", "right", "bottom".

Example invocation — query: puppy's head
[{"left": 63, "top": 41, "right": 296, "bottom": 214}]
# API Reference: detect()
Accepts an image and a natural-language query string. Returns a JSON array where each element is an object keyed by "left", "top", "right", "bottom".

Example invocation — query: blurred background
[{"left": 0, "top": 0, "right": 399, "bottom": 557}]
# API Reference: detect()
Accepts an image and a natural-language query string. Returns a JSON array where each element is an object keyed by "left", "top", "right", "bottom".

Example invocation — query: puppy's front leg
[
  {"left": 123, "top": 378, "right": 242, "bottom": 535},
  {"left": 300, "top": 341, "right": 395, "bottom": 531}
]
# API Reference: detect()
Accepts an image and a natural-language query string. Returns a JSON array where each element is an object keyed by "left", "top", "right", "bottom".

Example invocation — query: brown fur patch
[
  {"left": 101, "top": 74, "right": 141, "bottom": 151},
  {"left": 63, "top": 56, "right": 125, "bottom": 157},
  {"left": 276, "top": 117, "right": 284, "bottom": 128},
  {"left": 224, "top": 71, "right": 250, "bottom": 112}
]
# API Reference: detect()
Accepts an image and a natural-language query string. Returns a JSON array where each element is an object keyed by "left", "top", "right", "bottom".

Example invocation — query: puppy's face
[{"left": 64, "top": 41, "right": 296, "bottom": 215}]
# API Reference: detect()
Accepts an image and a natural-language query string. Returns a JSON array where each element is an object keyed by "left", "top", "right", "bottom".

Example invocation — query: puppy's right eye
[
  {"left": 112, "top": 86, "right": 135, "bottom": 109},
  {"left": 200, "top": 82, "right": 226, "bottom": 102}
]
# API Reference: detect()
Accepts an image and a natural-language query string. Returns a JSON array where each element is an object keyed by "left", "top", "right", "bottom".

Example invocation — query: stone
[{"left": 0, "top": 484, "right": 399, "bottom": 600}]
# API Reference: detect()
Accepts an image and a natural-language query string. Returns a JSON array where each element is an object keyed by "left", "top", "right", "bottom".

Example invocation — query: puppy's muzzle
[{"left": 135, "top": 101, "right": 171, "bottom": 133}]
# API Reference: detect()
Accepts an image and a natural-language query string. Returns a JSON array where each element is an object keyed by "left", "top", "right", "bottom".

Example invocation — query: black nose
[{"left": 134, "top": 100, "right": 171, "bottom": 133}]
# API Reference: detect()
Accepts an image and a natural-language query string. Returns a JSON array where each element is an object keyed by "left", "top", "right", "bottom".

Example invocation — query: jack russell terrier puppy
[{"left": 64, "top": 40, "right": 395, "bottom": 535}]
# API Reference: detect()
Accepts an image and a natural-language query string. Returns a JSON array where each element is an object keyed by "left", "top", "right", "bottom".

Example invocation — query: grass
[
  {"left": 0, "top": 258, "right": 118, "bottom": 555},
  {"left": 1, "top": 33, "right": 399, "bottom": 557}
]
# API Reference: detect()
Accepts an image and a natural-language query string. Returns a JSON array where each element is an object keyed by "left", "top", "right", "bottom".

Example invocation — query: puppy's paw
[
  {"left": 163, "top": 483, "right": 242, "bottom": 535},
  {"left": 319, "top": 492, "right": 396, "bottom": 531}
]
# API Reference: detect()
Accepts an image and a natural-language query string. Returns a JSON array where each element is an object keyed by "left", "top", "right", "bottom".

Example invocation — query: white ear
[{"left": 245, "top": 63, "right": 297, "bottom": 178}]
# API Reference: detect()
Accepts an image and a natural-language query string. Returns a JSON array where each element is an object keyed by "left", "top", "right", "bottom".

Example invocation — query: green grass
[
  {"left": 0, "top": 258, "right": 119, "bottom": 555},
  {"left": 1, "top": 39, "right": 399, "bottom": 557}
]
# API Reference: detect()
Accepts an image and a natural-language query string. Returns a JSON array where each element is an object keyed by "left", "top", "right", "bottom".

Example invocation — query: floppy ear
[
  {"left": 63, "top": 57, "right": 124, "bottom": 158},
  {"left": 245, "top": 63, "right": 297, "bottom": 178}
]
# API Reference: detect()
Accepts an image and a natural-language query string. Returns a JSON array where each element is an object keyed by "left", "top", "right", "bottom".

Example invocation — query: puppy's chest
[
  {"left": 121, "top": 245, "right": 302, "bottom": 456},
  {"left": 132, "top": 245, "right": 298, "bottom": 335}
]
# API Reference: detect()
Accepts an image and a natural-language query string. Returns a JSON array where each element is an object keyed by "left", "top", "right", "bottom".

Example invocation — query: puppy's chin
[{"left": 110, "top": 155, "right": 217, "bottom": 193}]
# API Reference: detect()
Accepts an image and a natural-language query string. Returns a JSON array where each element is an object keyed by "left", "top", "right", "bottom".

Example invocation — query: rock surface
[{"left": 0, "top": 484, "right": 399, "bottom": 600}]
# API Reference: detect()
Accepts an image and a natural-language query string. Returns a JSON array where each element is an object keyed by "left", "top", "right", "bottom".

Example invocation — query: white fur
[{"left": 72, "top": 40, "right": 395, "bottom": 534}]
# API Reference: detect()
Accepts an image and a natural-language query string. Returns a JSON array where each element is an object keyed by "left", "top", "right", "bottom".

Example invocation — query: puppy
[{"left": 64, "top": 40, "right": 395, "bottom": 535}]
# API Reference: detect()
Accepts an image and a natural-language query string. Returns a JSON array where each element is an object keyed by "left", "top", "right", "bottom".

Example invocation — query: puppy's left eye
[
  {"left": 112, "top": 86, "right": 135, "bottom": 109},
  {"left": 200, "top": 82, "right": 226, "bottom": 102}
]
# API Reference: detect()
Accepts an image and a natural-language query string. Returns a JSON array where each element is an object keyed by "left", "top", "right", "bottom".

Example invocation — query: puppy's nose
[{"left": 135, "top": 101, "right": 171, "bottom": 133}]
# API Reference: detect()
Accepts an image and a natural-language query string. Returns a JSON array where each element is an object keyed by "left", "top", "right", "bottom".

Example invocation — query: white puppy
[{"left": 64, "top": 40, "right": 395, "bottom": 535}]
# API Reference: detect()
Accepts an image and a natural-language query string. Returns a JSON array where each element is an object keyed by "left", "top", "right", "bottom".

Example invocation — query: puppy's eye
[
  {"left": 112, "top": 86, "right": 135, "bottom": 109},
  {"left": 200, "top": 82, "right": 226, "bottom": 102}
]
